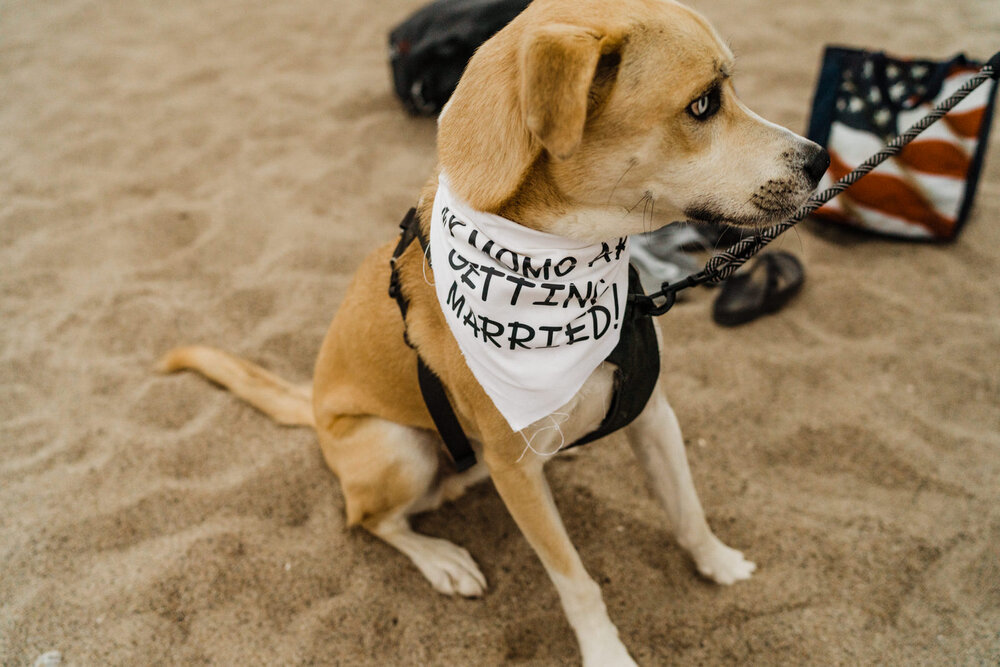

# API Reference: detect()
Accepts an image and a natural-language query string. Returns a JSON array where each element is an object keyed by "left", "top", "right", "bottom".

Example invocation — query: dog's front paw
[
  {"left": 412, "top": 537, "right": 488, "bottom": 598},
  {"left": 691, "top": 536, "right": 756, "bottom": 585}
]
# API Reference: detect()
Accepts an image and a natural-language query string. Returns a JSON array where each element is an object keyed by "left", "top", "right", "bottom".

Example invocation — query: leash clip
[
  {"left": 630, "top": 282, "right": 679, "bottom": 317},
  {"left": 645, "top": 285, "right": 679, "bottom": 316},
  {"left": 632, "top": 272, "right": 708, "bottom": 317}
]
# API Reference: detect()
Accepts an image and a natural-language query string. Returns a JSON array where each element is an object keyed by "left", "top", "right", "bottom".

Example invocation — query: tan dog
[{"left": 159, "top": 0, "right": 828, "bottom": 663}]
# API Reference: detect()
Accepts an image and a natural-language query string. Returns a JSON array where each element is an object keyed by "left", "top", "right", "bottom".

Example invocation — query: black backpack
[{"left": 389, "top": 0, "right": 532, "bottom": 115}]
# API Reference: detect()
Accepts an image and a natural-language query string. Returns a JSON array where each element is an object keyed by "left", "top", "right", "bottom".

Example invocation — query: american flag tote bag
[{"left": 806, "top": 47, "right": 998, "bottom": 241}]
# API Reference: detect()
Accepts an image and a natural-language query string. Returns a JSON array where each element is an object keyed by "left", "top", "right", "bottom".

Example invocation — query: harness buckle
[{"left": 388, "top": 256, "right": 401, "bottom": 299}]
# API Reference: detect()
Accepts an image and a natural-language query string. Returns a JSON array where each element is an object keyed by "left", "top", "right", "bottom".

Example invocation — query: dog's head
[{"left": 436, "top": 0, "right": 828, "bottom": 242}]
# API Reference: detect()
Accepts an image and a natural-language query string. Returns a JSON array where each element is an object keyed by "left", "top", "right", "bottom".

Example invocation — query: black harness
[{"left": 388, "top": 208, "right": 660, "bottom": 471}]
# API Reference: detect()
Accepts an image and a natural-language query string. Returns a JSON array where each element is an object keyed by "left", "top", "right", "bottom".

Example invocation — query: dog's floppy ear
[
  {"left": 521, "top": 24, "right": 604, "bottom": 161},
  {"left": 437, "top": 19, "right": 622, "bottom": 213}
]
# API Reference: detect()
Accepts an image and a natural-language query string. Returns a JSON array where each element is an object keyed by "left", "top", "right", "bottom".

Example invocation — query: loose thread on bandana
[
  {"left": 516, "top": 412, "right": 569, "bottom": 462},
  {"left": 422, "top": 242, "right": 434, "bottom": 286}
]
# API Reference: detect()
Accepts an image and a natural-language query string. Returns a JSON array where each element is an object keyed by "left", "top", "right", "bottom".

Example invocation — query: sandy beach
[{"left": 2, "top": 0, "right": 998, "bottom": 664}]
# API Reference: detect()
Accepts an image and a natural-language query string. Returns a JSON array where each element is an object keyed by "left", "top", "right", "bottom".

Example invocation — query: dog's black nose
[{"left": 803, "top": 146, "right": 830, "bottom": 185}]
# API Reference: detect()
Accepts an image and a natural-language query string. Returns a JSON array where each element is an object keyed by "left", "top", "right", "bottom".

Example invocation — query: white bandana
[{"left": 429, "top": 175, "right": 630, "bottom": 431}]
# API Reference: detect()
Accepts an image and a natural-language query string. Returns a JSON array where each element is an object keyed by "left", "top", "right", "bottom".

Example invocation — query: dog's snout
[{"left": 803, "top": 145, "right": 830, "bottom": 185}]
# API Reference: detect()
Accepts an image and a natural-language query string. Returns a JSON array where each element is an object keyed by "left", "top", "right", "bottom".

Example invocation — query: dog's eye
[
  {"left": 687, "top": 87, "right": 721, "bottom": 120},
  {"left": 691, "top": 96, "right": 710, "bottom": 117}
]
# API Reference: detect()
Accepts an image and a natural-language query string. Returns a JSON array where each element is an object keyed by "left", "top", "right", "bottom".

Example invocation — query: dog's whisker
[
  {"left": 625, "top": 192, "right": 648, "bottom": 216},
  {"left": 713, "top": 231, "right": 726, "bottom": 253},
  {"left": 789, "top": 225, "right": 804, "bottom": 253},
  {"left": 607, "top": 158, "right": 637, "bottom": 206}
]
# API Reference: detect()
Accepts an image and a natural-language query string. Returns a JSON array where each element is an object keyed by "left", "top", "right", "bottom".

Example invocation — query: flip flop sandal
[{"left": 712, "top": 251, "right": 804, "bottom": 327}]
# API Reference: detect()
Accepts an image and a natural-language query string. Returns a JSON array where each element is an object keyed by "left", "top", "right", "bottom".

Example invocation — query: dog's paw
[
  {"left": 412, "top": 537, "right": 488, "bottom": 597},
  {"left": 691, "top": 536, "right": 756, "bottom": 585}
]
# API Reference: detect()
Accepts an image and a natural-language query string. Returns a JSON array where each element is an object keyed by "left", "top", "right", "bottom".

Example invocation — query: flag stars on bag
[
  {"left": 889, "top": 81, "right": 907, "bottom": 103},
  {"left": 832, "top": 54, "right": 919, "bottom": 139}
]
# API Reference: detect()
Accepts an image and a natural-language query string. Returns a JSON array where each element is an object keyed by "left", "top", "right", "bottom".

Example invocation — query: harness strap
[
  {"left": 562, "top": 264, "right": 659, "bottom": 450},
  {"left": 417, "top": 358, "right": 477, "bottom": 471},
  {"left": 389, "top": 208, "right": 477, "bottom": 472},
  {"left": 388, "top": 208, "right": 421, "bottom": 319}
]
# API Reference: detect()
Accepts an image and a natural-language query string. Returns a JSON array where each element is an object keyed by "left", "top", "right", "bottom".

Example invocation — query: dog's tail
[{"left": 156, "top": 345, "right": 315, "bottom": 427}]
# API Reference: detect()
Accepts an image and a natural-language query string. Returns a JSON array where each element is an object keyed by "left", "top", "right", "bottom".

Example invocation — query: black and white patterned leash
[{"left": 635, "top": 50, "right": 1000, "bottom": 317}]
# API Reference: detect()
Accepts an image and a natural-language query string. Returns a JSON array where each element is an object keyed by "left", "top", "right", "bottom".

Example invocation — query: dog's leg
[
  {"left": 406, "top": 459, "right": 492, "bottom": 514},
  {"left": 316, "top": 415, "right": 487, "bottom": 597},
  {"left": 625, "top": 383, "right": 756, "bottom": 584},
  {"left": 488, "top": 452, "right": 636, "bottom": 667}
]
